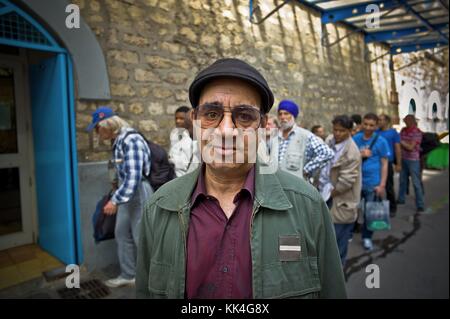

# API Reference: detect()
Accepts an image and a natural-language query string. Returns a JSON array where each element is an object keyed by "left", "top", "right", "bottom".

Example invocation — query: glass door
[{"left": 0, "top": 61, "right": 33, "bottom": 250}]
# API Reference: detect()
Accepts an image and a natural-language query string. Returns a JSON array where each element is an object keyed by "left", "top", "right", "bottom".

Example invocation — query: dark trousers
[
  {"left": 386, "top": 162, "right": 397, "bottom": 212},
  {"left": 334, "top": 223, "right": 354, "bottom": 266},
  {"left": 398, "top": 159, "right": 425, "bottom": 210},
  {"left": 327, "top": 197, "right": 353, "bottom": 266}
]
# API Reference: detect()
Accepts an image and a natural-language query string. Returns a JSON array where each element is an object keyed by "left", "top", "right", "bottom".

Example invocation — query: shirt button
[{"left": 222, "top": 266, "right": 229, "bottom": 273}]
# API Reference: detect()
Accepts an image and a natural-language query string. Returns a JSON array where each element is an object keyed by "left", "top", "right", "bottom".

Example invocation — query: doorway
[
  {"left": 0, "top": 0, "right": 112, "bottom": 268},
  {"left": 0, "top": 0, "right": 83, "bottom": 265},
  {"left": 0, "top": 58, "right": 34, "bottom": 251}
]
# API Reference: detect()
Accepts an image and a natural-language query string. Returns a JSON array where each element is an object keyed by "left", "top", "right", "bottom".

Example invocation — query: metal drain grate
[{"left": 57, "top": 279, "right": 111, "bottom": 299}]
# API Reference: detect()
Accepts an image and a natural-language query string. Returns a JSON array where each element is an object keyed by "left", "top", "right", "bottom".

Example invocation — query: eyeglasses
[{"left": 194, "top": 103, "right": 263, "bottom": 129}]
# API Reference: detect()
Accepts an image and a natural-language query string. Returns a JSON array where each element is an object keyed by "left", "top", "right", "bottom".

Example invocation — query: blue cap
[
  {"left": 86, "top": 106, "right": 116, "bottom": 131},
  {"left": 278, "top": 100, "right": 299, "bottom": 118}
]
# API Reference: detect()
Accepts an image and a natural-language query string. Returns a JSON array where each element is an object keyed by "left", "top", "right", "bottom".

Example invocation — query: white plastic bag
[{"left": 365, "top": 196, "right": 391, "bottom": 231}]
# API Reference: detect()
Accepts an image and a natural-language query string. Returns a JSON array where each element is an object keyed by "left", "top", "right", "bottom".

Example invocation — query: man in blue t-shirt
[
  {"left": 377, "top": 114, "right": 402, "bottom": 216},
  {"left": 353, "top": 113, "right": 390, "bottom": 251}
]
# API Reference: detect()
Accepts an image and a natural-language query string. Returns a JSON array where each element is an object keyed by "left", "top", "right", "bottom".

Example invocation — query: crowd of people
[
  {"left": 85, "top": 58, "right": 427, "bottom": 298},
  {"left": 261, "top": 106, "right": 425, "bottom": 264}
]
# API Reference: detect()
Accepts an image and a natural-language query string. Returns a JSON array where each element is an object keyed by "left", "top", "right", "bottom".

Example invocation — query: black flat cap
[{"left": 189, "top": 58, "right": 274, "bottom": 114}]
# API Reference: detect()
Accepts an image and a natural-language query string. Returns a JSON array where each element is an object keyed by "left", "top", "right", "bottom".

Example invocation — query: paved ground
[
  {"left": 0, "top": 169, "right": 448, "bottom": 299},
  {"left": 345, "top": 169, "right": 449, "bottom": 298},
  {"left": 0, "top": 262, "right": 135, "bottom": 299}
]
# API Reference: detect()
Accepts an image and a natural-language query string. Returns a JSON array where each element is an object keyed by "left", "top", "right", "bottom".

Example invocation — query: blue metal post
[
  {"left": 391, "top": 40, "right": 448, "bottom": 54},
  {"left": 66, "top": 54, "right": 84, "bottom": 265},
  {"left": 366, "top": 23, "right": 449, "bottom": 42}
]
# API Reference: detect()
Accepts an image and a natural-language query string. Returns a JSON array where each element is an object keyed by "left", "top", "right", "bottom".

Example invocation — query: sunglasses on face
[{"left": 194, "top": 103, "right": 263, "bottom": 129}]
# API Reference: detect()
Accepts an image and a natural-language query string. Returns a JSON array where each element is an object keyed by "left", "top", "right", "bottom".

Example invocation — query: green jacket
[{"left": 136, "top": 162, "right": 347, "bottom": 299}]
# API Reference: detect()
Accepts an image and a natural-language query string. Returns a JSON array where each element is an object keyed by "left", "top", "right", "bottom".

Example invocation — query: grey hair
[
  {"left": 268, "top": 114, "right": 280, "bottom": 128},
  {"left": 97, "top": 115, "right": 130, "bottom": 135}
]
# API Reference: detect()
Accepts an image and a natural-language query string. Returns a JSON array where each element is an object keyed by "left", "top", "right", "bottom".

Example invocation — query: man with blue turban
[{"left": 270, "top": 99, "right": 334, "bottom": 181}]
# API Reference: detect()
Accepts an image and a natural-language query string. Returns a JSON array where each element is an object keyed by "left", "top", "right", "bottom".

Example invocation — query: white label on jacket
[{"left": 279, "top": 245, "right": 301, "bottom": 251}]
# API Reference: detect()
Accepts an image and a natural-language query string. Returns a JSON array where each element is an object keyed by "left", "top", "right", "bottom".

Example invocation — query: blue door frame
[{"left": 0, "top": 0, "right": 83, "bottom": 264}]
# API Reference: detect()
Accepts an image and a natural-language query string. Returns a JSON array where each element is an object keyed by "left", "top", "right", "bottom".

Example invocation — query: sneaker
[
  {"left": 104, "top": 276, "right": 135, "bottom": 288},
  {"left": 417, "top": 207, "right": 425, "bottom": 213},
  {"left": 363, "top": 238, "right": 373, "bottom": 251},
  {"left": 396, "top": 200, "right": 405, "bottom": 205},
  {"left": 390, "top": 211, "right": 396, "bottom": 218}
]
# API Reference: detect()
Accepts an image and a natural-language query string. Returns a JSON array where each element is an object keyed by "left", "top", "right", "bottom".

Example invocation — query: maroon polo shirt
[{"left": 186, "top": 166, "right": 255, "bottom": 299}]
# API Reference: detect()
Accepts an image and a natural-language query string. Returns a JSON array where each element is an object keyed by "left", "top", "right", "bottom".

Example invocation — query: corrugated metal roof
[{"left": 250, "top": 0, "right": 449, "bottom": 54}]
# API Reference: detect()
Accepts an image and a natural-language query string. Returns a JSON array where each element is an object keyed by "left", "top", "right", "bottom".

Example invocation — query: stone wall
[
  {"left": 74, "top": 0, "right": 397, "bottom": 162},
  {"left": 393, "top": 48, "right": 449, "bottom": 133}
]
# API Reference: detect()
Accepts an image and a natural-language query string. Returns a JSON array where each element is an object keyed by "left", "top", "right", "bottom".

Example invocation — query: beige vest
[{"left": 269, "top": 125, "right": 310, "bottom": 180}]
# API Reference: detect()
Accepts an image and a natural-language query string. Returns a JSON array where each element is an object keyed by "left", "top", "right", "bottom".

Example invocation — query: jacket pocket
[
  {"left": 333, "top": 200, "right": 358, "bottom": 223},
  {"left": 148, "top": 261, "right": 173, "bottom": 297},
  {"left": 336, "top": 201, "right": 358, "bottom": 211},
  {"left": 285, "top": 152, "right": 302, "bottom": 171},
  {"left": 261, "top": 257, "right": 321, "bottom": 298}
]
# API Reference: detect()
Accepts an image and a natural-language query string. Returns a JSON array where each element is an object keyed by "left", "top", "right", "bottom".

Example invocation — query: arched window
[
  {"left": 432, "top": 103, "right": 438, "bottom": 114},
  {"left": 409, "top": 98, "right": 416, "bottom": 114},
  {"left": 432, "top": 103, "right": 438, "bottom": 122},
  {"left": 0, "top": 0, "right": 62, "bottom": 52}
]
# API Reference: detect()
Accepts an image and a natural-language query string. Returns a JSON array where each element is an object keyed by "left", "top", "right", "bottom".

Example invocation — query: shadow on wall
[
  {"left": 77, "top": 0, "right": 393, "bottom": 161},
  {"left": 239, "top": 0, "right": 390, "bottom": 128}
]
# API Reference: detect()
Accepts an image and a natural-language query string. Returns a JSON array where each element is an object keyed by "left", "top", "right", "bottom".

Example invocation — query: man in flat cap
[
  {"left": 136, "top": 58, "right": 346, "bottom": 299},
  {"left": 272, "top": 100, "right": 334, "bottom": 181}
]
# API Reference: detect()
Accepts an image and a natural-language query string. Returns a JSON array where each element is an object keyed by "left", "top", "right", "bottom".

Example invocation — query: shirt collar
[
  {"left": 151, "top": 159, "right": 292, "bottom": 213},
  {"left": 191, "top": 164, "right": 256, "bottom": 206},
  {"left": 404, "top": 125, "right": 419, "bottom": 133},
  {"left": 334, "top": 139, "right": 348, "bottom": 151},
  {"left": 112, "top": 127, "right": 129, "bottom": 149},
  {"left": 278, "top": 124, "right": 298, "bottom": 139}
]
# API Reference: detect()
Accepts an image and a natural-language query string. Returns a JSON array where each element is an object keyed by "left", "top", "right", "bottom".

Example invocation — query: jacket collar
[
  {"left": 330, "top": 138, "right": 352, "bottom": 168},
  {"left": 254, "top": 163, "right": 292, "bottom": 211},
  {"left": 154, "top": 160, "right": 292, "bottom": 212}
]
